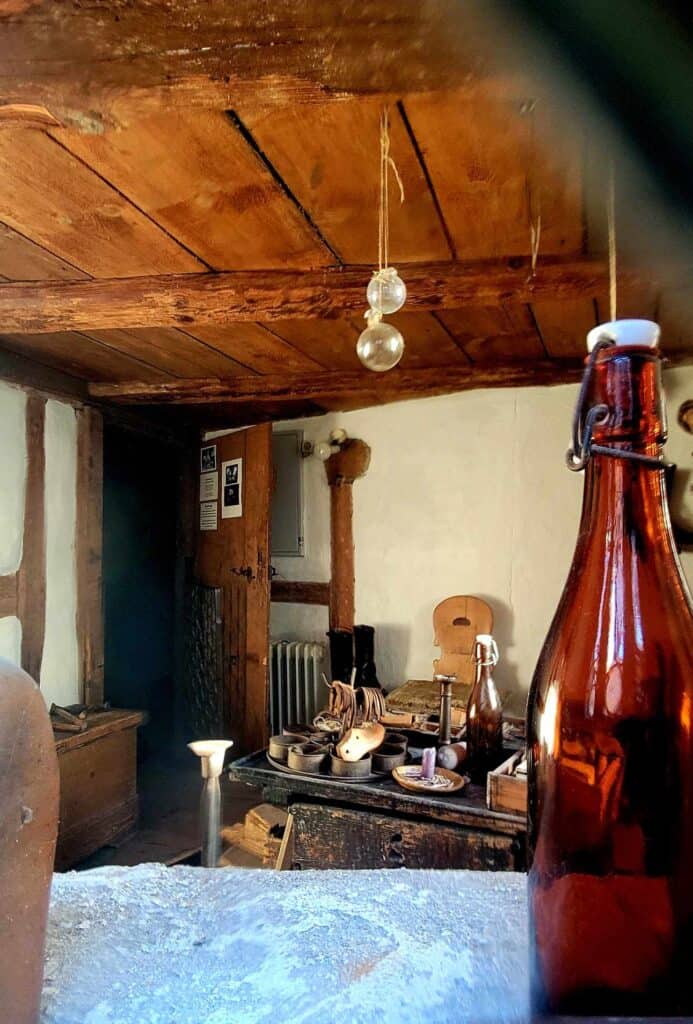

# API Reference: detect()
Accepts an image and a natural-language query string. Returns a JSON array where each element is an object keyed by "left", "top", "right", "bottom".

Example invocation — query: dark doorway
[{"left": 103, "top": 424, "right": 178, "bottom": 762}]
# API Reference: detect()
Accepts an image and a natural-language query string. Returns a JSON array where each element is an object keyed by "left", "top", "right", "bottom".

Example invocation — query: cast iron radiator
[
  {"left": 184, "top": 582, "right": 224, "bottom": 739},
  {"left": 269, "top": 641, "right": 325, "bottom": 736}
]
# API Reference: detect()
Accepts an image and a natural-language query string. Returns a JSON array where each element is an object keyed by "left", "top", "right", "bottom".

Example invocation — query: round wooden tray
[
  {"left": 392, "top": 765, "right": 468, "bottom": 794},
  {"left": 266, "top": 752, "right": 386, "bottom": 784}
]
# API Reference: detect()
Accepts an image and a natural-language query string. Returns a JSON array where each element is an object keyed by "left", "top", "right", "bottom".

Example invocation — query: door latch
[{"left": 230, "top": 565, "right": 255, "bottom": 581}]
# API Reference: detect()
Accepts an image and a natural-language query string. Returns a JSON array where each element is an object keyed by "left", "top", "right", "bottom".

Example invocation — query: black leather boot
[
  {"left": 353, "top": 624, "right": 380, "bottom": 688},
  {"left": 327, "top": 628, "right": 354, "bottom": 684}
]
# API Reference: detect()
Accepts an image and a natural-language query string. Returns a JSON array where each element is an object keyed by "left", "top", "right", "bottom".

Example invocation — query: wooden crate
[
  {"left": 487, "top": 750, "right": 527, "bottom": 814},
  {"left": 54, "top": 710, "right": 144, "bottom": 869}
]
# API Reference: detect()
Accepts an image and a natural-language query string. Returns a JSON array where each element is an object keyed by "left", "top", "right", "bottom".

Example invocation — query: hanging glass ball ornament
[
  {"left": 357, "top": 311, "right": 405, "bottom": 372},
  {"left": 366, "top": 267, "right": 407, "bottom": 315}
]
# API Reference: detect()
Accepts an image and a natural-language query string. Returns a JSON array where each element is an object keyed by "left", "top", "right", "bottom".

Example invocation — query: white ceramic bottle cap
[{"left": 586, "top": 319, "right": 660, "bottom": 352}]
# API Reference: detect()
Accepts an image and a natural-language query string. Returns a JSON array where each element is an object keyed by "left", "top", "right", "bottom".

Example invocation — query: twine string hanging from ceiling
[
  {"left": 356, "top": 107, "right": 407, "bottom": 372},
  {"left": 607, "top": 160, "right": 617, "bottom": 322},
  {"left": 529, "top": 207, "right": 542, "bottom": 279},
  {"left": 377, "top": 107, "right": 404, "bottom": 275},
  {"left": 527, "top": 104, "right": 541, "bottom": 280}
]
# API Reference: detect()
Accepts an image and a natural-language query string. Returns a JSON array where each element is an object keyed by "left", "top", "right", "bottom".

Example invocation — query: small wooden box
[
  {"left": 54, "top": 709, "right": 144, "bottom": 869},
  {"left": 487, "top": 750, "right": 527, "bottom": 814}
]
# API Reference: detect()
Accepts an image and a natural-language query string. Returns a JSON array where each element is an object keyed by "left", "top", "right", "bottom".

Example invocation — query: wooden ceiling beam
[
  {"left": 0, "top": 257, "right": 650, "bottom": 334},
  {"left": 88, "top": 361, "right": 585, "bottom": 407},
  {"left": 0, "top": 1, "right": 516, "bottom": 128}
]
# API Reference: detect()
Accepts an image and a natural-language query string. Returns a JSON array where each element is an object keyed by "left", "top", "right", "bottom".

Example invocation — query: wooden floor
[{"left": 73, "top": 754, "right": 264, "bottom": 870}]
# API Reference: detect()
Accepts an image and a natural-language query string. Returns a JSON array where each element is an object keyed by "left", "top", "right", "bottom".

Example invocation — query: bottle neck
[
  {"left": 474, "top": 637, "right": 498, "bottom": 686},
  {"left": 580, "top": 455, "right": 674, "bottom": 553},
  {"left": 576, "top": 346, "right": 676, "bottom": 555}
]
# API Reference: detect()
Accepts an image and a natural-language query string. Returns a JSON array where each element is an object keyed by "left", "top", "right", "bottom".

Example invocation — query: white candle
[{"left": 421, "top": 747, "right": 436, "bottom": 781}]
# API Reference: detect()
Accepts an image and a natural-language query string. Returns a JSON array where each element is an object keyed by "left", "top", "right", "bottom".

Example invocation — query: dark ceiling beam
[
  {"left": 0, "top": 0, "right": 513, "bottom": 129},
  {"left": 88, "top": 360, "right": 585, "bottom": 406},
  {"left": 0, "top": 257, "right": 652, "bottom": 334},
  {"left": 0, "top": 346, "right": 87, "bottom": 403}
]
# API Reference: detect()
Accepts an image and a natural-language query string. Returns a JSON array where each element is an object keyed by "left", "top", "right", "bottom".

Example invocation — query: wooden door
[{"left": 194, "top": 424, "right": 271, "bottom": 754}]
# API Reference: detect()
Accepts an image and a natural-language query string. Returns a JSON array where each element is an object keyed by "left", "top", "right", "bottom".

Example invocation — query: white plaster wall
[
  {"left": 0, "top": 381, "right": 27, "bottom": 575},
  {"left": 271, "top": 365, "right": 692, "bottom": 712},
  {"left": 41, "top": 399, "right": 80, "bottom": 707},
  {"left": 0, "top": 380, "right": 27, "bottom": 665},
  {"left": 0, "top": 615, "right": 22, "bottom": 665}
]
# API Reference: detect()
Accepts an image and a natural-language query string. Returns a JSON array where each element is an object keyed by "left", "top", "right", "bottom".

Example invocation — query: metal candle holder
[{"left": 188, "top": 739, "right": 233, "bottom": 868}]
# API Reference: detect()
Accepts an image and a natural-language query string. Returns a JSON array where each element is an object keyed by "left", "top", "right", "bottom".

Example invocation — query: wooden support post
[
  {"left": 17, "top": 395, "right": 46, "bottom": 684},
  {"left": 325, "top": 439, "right": 371, "bottom": 631},
  {"left": 329, "top": 483, "right": 354, "bottom": 630},
  {"left": 76, "top": 406, "right": 104, "bottom": 705}
]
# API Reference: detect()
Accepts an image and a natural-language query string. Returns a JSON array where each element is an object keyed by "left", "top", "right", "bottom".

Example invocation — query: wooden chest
[
  {"left": 289, "top": 802, "right": 518, "bottom": 870},
  {"left": 54, "top": 710, "right": 144, "bottom": 870}
]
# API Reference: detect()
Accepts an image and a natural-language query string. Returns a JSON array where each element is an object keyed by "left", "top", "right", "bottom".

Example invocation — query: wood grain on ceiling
[
  {"left": 0, "top": 332, "right": 174, "bottom": 383},
  {"left": 52, "top": 110, "right": 333, "bottom": 270},
  {"left": 0, "top": 131, "right": 201, "bottom": 277},
  {"left": 0, "top": 223, "right": 89, "bottom": 282},
  {"left": 236, "top": 98, "right": 451, "bottom": 264},
  {"left": 0, "top": 60, "right": 688, "bottom": 423}
]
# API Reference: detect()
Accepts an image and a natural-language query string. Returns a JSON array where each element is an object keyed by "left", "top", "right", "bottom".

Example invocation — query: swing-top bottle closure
[
  {"left": 566, "top": 319, "right": 671, "bottom": 472},
  {"left": 474, "top": 633, "right": 499, "bottom": 668}
]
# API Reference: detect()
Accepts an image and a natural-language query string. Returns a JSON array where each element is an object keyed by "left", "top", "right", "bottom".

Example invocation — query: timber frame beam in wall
[
  {"left": 271, "top": 580, "right": 330, "bottom": 606},
  {"left": 17, "top": 395, "right": 46, "bottom": 683},
  {"left": 76, "top": 406, "right": 104, "bottom": 705},
  {"left": 0, "top": 382, "right": 104, "bottom": 703}
]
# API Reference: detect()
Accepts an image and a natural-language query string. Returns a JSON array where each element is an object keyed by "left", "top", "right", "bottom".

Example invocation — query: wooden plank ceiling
[{"left": 0, "top": 1, "right": 689, "bottom": 426}]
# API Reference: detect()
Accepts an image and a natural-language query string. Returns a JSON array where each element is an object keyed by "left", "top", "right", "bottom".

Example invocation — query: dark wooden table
[{"left": 231, "top": 749, "right": 526, "bottom": 870}]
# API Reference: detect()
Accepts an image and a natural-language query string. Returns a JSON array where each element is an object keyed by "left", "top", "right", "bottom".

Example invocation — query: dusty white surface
[
  {"left": 41, "top": 399, "right": 79, "bottom": 707},
  {"left": 43, "top": 865, "right": 528, "bottom": 1024},
  {"left": 0, "top": 380, "right": 27, "bottom": 575},
  {"left": 271, "top": 365, "right": 693, "bottom": 710}
]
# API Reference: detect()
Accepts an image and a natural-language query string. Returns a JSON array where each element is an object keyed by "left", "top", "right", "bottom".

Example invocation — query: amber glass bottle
[
  {"left": 527, "top": 323, "right": 693, "bottom": 1017},
  {"left": 466, "top": 633, "right": 503, "bottom": 782}
]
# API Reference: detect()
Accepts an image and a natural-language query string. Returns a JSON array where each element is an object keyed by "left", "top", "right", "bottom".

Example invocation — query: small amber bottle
[{"left": 465, "top": 633, "right": 503, "bottom": 782}]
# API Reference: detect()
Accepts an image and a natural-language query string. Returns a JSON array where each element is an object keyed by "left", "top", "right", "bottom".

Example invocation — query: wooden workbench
[
  {"left": 54, "top": 709, "right": 145, "bottom": 869},
  {"left": 231, "top": 750, "right": 526, "bottom": 870}
]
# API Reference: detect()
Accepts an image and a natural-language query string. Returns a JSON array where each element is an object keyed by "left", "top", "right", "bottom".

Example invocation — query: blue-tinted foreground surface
[{"left": 43, "top": 866, "right": 527, "bottom": 1024}]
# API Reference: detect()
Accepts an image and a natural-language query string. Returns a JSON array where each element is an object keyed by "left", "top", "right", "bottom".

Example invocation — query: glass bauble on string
[
  {"left": 357, "top": 314, "right": 404, "bottom": 372},
  {"left": 366, "top": 268, "right": 407, "bottom": 315}
]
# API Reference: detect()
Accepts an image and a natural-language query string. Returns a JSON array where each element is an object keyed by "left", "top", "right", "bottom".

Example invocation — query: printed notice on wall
[
  {"left": 221, "top": 458, "right": 243, "bottom": 519},
  {"left": 199, "top": 472, "right": 218, "bottom": 502},
  {"left": 199, "top": 501, "right": 218, "bottom": 531}
]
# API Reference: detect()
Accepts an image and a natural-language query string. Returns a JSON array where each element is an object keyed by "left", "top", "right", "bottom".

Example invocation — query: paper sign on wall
[
  {"left": 199, "top": 472, "right": 219, "bottom": 502},
  {"left": 221, "top": 458, "right": 243, "bottom": 519},
  {"left": 200, "top": 501, "right": 218, "bottom": 531}
]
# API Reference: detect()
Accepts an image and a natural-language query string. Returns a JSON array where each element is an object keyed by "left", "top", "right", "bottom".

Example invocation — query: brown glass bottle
[
  {"left": 527, "top": 331, "right": 693, "bottom": 1017},
  {"left": 466, "top": 633, "right": 503, "bottom": 782}
]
